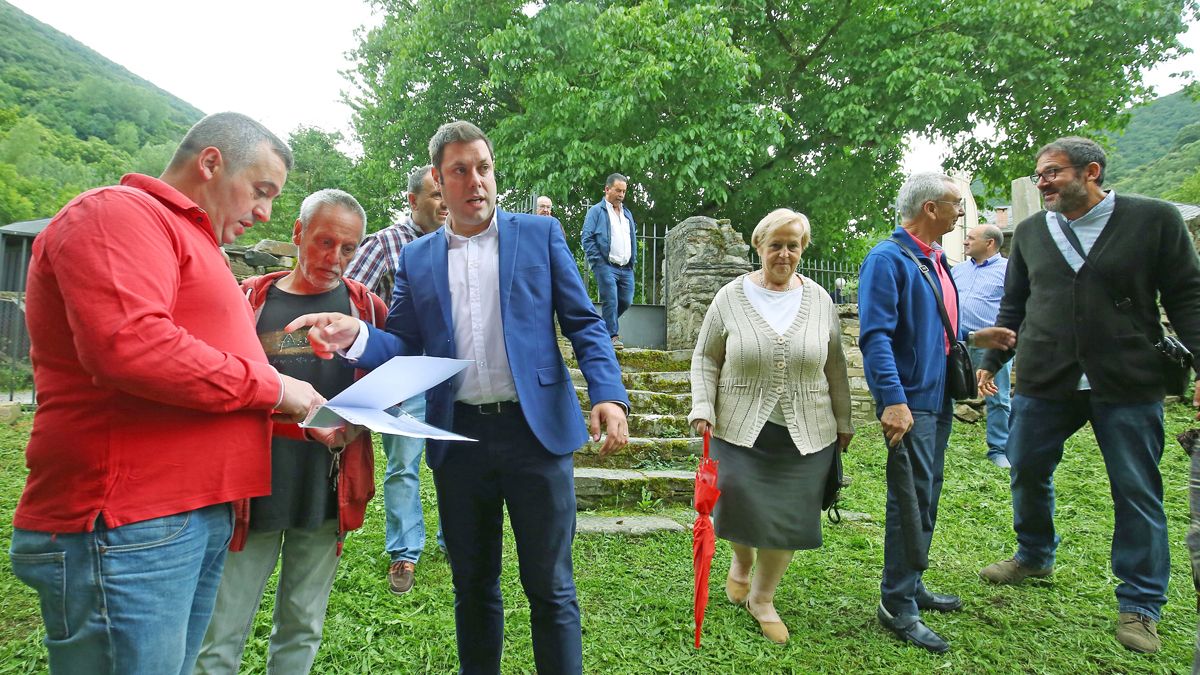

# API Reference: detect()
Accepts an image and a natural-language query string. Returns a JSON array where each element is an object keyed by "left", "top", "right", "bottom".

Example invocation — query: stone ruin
[
  {"left": 222, "top": 239, "right": 298, "bottom": 280},
  {"left": 663, "top": 216, "right": 752, "bottom": 351}
]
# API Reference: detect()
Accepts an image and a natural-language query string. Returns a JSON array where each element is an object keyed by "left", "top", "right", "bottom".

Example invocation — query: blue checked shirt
[
  {"left": 950, "top": 252, "right": 1008, "bottom": 337},
  {"left": 344, "top": 217, "right": 424, "bottom": 302}
]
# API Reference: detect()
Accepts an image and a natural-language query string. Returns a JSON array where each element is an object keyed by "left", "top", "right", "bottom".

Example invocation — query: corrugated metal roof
[
  {"left": 1171, "top": 201, "right": 1200, "bottom": 222},
  {"left": 0, "top": 218, "right": 51, "bottom": 237}
]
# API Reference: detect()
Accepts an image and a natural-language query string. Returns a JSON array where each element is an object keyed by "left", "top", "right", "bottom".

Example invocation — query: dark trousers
[
  {"left": 880, "top": 397, "right": 953, "bottom": 616},
  {"left": 434, "top": 407, "right": 581, "bottom": 675}
]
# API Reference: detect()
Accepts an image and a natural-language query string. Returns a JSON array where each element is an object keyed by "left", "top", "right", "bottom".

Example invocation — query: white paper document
[{"left": 301, "top": 355, "right": 475, "bottom": 441}]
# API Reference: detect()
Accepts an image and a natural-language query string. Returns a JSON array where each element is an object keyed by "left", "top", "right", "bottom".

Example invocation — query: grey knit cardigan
[{"left": 688, "top": 275, "right": 852, "bottom": 453}]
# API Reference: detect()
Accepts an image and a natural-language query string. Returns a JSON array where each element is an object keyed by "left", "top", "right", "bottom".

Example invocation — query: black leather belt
[{"left": 454, "top": 400, "right": 521, "bottom": 416}]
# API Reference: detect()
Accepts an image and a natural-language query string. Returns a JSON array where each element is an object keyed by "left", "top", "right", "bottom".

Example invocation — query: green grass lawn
[{"left": 1, "top": 404, "right": 1197, "bottom": 673}]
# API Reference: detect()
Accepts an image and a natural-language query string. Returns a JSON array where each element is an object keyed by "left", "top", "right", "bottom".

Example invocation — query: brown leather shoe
[
  {"left": 978, "top": 557, "right": 1052, "bottom": 585},
  {"left": 1116, "top": 612, "right": 1160, "bottom": 653},
  {"left": 388, "top": 560, "right": 416, "bottom": 595}
]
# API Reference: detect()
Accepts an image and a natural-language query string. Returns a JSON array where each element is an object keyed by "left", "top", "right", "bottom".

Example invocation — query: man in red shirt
[{"left": 8, "top": 112, "right": 324, "bottom": 675}]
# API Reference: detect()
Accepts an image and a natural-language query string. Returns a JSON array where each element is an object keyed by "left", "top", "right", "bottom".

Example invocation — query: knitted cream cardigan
[{"left": 688, "top": 275, "right": 852, "bottom": 453}]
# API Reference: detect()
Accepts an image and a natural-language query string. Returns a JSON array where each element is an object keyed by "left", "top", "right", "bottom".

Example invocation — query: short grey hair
[
  {"left": 1036, "top": 136, "right": 1107, "bottom": 185},
  {"left": 980, "top": 224, "right": 1004, "bottom": 250},
  {"left": 407, "top": 164, "right": 433, "bottom": 196},
  {"left": 298, "top": 189, "right": 367, "bottom": 233},
  {"left": 897, "top": 172, "right": 955, "bottom": 221},
  {"left": 428, "top": 121, "right": 493, "bottom": 172},
  {"left": 750, "top": 208, "right": 812, "bottom": 251},
  {"left": 168, "top": 111, "right": 293, "bottom": 173},
  {"left": 606, "top": 173, "right": 628, "bottom": 188}
]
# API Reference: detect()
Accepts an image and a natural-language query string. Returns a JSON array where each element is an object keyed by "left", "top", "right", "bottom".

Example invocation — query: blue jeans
[
  {"left": 591, "top": 262, "right": 634, "bottom": 337},
  {"left": 968, "top": 346, "right": 1011, "bottom": 459},
  {"left": 880, "top": 397, "right": 953, "bottom": 617},
  {"left": 1008, "top": 393, "right": 1168, "bottom": 620},
  {"left": 9, "top": 503, "right": 233, "bottom": 674},
  {"left": 384, "top": 395, "right": 443, "bottom": 563},
  {"left": 195, "top": 520, "right": 340, "bottom": 674}
]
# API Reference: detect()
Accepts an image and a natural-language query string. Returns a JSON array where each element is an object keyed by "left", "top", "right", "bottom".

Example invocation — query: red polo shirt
[{"left": 14, "top": 174, "right": 280, "bottom": 532}]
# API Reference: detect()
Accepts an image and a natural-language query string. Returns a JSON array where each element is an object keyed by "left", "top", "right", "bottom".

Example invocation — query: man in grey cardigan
[{"left": 977, "top": 136, "right": 1200, "bottom": 654}]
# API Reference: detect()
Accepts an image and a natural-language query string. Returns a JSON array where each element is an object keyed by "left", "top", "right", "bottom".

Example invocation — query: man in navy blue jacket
[
  {"left": 287, "top": 121, "right": 629, "bottom": 675},
  {"left": 581, "top": 173, "right": 637, "bottom": 349},
  {"left": 859, "top": 172, "right": 1012, "bottom": 653}
]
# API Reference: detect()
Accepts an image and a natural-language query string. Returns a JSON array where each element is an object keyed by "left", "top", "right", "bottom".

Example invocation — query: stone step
[
  {"left": 575, "top": 412, "right": 692, "bottom": 439},
  {"left": 626, "top": 413, "right": 692, "bottom": 438},
  {"left": 575, "top": 436, "right": 701, "bottom": 469},
  {"left": 576, "top": 387, "right": 691, "bottom": 416},
  {"left": 570, "top": 368, "right": 692, "bottom": 394},
  {"left": 561, "top": 343, "right": 691, "bottom": 373},
  {"left": 573, "top": 467, "right": 694, "bottom": 510},
  {"left": 576, "top": 514, "right": 687, "bottom": 536}
]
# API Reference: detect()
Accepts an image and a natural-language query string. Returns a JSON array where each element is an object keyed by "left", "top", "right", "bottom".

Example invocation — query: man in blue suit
[
  {"left": 287, "top": 120, "right": 630, "bottom": 674},
  {"left": 582, "top": 173, "right": 637, "bottom": 349}
]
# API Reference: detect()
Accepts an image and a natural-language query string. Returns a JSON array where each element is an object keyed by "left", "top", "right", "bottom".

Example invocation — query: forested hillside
[
  {"left": 0, "top": 1, "right": 203, "bottom": 224},
  {"left": 1107, "top": 89, "right": 1200, "bottom": 201}
]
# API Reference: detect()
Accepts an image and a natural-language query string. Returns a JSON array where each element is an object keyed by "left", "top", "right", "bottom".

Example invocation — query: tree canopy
[{"left": 349, "top": 0, "right": 1197, "bottom": 259}]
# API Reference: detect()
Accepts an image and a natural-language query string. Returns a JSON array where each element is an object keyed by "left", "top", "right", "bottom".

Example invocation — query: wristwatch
[{"left": 967, "top": 331, "right": 977, "bottom": 347}]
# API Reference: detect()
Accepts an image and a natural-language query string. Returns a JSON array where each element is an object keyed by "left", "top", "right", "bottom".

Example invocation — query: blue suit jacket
[
  {"left": 581, "top": 199, "right": 637, "bottom": 268},
  {"left": 356, "top": 209, "right": 629, "bottom": 469}
]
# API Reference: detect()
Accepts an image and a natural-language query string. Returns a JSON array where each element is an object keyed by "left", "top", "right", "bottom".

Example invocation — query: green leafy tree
[
  {"left": 1169, "top": 167, "right": 1200, "bottom": 203},
  {"left": 349, "top": 0, "right": 1196, "bottom": 260}
]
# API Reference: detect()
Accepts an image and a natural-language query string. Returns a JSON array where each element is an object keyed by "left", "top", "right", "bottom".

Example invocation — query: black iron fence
[{"left": 748, "top": 249, "right": 860, "bottom": 303}]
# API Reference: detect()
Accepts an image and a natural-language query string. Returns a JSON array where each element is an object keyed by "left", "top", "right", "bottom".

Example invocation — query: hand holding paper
[{"left": 302, "top": 355, "right": 475, "bottom": 441}]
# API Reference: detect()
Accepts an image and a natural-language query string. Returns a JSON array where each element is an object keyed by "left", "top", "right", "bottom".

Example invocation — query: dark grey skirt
[{"left": 711, "top": 422, "right": 835, "bottom": 550}]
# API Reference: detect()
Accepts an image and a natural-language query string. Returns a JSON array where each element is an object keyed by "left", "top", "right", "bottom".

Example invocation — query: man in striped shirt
[
  {"left": 951, "top": 224, "right": 1011, "bottom": 468},
  {"left": 344, "top": 164, "right": 447, "bottom": 595}
]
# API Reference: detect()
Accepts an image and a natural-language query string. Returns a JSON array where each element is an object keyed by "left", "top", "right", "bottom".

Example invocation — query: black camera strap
[
  {"left": 1053, "top": 216, "right": 1192, "bottom": 369},
  {"left": 1053, "top": 216, "right": 1132, "bottom": 311},
  {"left": 886, "top": 239, "right": 956, "bottom": 346}
]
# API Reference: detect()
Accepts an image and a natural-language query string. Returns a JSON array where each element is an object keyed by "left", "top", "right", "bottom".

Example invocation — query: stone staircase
[{"left": 564, "top": 344, "right": 701, "bottom": 517}]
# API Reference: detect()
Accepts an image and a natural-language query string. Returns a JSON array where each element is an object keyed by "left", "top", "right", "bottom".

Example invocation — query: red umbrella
[{"left": 693, "top": 429, "right": 721, "bottom": 649}]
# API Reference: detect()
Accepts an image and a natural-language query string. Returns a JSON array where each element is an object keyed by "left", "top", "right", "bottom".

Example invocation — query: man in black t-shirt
[{"left": 195, "top": 189, "right": 386, "bottom": 674}]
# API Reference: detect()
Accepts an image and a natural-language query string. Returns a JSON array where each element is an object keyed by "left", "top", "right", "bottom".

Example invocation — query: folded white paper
[{"left": 301, "top": 355, "right": 475, "bottom": 441}]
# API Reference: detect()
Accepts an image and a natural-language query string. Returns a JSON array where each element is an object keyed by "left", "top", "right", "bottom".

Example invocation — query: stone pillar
[
  {"left": 1011, "top": 177, "right": 1042, "bottom": 225},
  {"left": 664, "top": 216, "right": 752, "bottom": 350}
]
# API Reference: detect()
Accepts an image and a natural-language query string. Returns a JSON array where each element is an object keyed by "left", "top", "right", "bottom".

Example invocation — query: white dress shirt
[
  {"left": 605, "top": 200, "right": 632, "bottom": 266},
  {"left": 346, "top": 214, "right": 518, "bottom": 404}
]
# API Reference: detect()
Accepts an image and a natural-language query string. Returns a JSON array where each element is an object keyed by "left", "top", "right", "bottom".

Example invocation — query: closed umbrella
[
  {"left": 693, "top": 429, "right": 721, "bottom": 649},
  {"left": 887, "top": 434, "right": 928, "bottom": 571}
]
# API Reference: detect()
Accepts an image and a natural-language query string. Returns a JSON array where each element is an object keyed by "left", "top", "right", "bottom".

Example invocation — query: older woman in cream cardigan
[{"left": 688, "top": 208, "right": 853, "bottom": 644}]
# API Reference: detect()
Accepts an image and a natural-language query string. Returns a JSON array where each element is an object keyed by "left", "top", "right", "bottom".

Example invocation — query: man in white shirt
[{"left": 582, "top": 173, "right": 638, "bottom": 349}]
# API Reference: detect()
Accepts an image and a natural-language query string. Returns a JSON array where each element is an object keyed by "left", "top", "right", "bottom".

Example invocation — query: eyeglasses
[
  {"left": 934, "top": 199, "right": 965, "bottom": 208},
  {"left": 1028, "top": 165, "right": 1084, "bottom": 183}
]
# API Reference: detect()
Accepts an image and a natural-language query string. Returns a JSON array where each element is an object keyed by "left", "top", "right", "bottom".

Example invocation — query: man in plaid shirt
[{"left": 344, "top": 164, "right": 447, "bottom": 595}]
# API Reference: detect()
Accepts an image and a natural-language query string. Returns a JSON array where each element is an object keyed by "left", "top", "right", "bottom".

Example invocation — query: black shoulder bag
[
  {"left": 887, "top": 240, "right": 976, "bottom": 401},
  {"left": 1054, "top": 218, "right": 1194, "bottom": 396}
]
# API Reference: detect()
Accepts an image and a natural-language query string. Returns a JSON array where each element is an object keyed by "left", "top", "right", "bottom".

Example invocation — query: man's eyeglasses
[
  {"left": 1028, "top": 165, "right": 1084, "bottom": 183},
  {"left": 934, "top": 199, "right": 965, "bottom": 208}
]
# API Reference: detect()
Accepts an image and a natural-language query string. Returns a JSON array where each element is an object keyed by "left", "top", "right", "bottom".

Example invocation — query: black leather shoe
[
  {"left": 877, "top": 602, "right": 949, "bottom": 653},
  {"left": 915, "top": 589, "right": 962, "bottom": 613}
]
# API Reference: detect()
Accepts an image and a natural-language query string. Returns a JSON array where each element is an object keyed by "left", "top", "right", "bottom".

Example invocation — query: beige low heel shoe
[
  {"left": 746, "top": 604, "right": 789, "bottom": 644},
  {"left": 725, "top": 574, "right": 750, "bottom": 605},
  {"left": 756, "top": 618, "right": 789, "bottom": 645}
]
